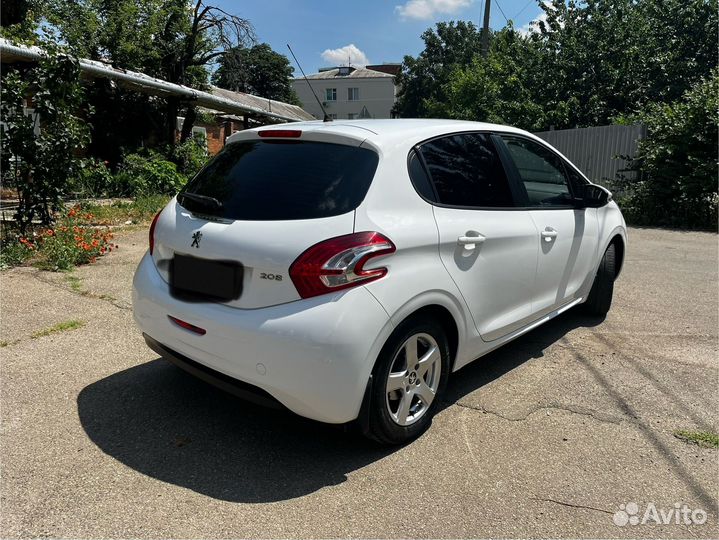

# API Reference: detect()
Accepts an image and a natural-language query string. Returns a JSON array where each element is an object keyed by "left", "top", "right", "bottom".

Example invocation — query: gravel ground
[{"left": 1, "top": 226, "right": 717, "bottom": 538}]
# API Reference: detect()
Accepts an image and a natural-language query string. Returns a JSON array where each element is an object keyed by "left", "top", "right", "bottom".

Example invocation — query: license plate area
[{"left": 170, "top": 254, "right": 243, "bottom": 302}]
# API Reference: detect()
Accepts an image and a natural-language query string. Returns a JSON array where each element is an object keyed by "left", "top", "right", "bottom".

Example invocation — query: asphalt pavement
[{"left": 1, "top": 226, "right": 717, "bottom": 538}]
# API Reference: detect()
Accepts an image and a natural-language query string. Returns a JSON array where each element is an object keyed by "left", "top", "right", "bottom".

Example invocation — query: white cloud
[
  {"left": 320, "top": 44, "right": 370, "bottom": 67},
  {"left": 395, "top": 0, "right": 473, "bottom": 21},
  {"left": 518, "top": 2, "right": 555, "bottom": 35}
]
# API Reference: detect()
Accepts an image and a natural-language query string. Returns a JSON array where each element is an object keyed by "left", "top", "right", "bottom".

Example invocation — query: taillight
[
  {"left": 289, "top": 232, "right": 396, "bottom": 299},
  {"left": 149, "top": 210, "right": 162, "bottom": 255}
]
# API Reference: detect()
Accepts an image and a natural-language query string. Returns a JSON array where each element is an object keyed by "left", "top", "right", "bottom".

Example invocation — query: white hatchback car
[{"left": 133, "top": 119, "right": 626, "bottom": 444}]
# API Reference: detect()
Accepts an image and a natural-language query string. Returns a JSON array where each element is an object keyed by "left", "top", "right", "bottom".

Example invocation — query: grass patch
[
  {"left": 31, "top": 320, "right": 85, "bottom": 339},
  {"left": 66, "top": 273, "right": 83, "bottom": 292},
  {"left": 76, "top": 194, "right": 170, "bottom": 226},
  {"left": 0, "top": 341, "right": 8, "bottom": 347},
  {"left": 674, "top": 430, "right": 719, "bottom": 449}
]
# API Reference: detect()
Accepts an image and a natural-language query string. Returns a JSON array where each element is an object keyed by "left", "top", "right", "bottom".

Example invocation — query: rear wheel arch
[{"left": 391, "top": 304, "right": 459, "bottom": 372}]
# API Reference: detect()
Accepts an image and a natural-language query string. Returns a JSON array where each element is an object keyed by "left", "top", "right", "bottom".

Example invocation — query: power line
[
  {"left": 514, "top": 0, "right": 535, "bottom": 21},
  {"left": 494, "top": 0, "right": 509, "bottom": 23}
]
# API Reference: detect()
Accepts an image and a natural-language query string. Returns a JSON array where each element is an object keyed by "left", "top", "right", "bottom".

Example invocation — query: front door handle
[
  {"left": 457, "top": 232, "right": 486, "bottom": 250},
  {"left": 541, "top": 227, "right": 558, "bottom": 242}
]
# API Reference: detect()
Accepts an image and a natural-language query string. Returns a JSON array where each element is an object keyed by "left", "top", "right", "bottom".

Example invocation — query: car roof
[{"left": 233, "top": 119, "right": 533, "bottom": 150}]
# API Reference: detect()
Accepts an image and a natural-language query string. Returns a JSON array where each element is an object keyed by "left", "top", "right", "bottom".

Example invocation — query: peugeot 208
[{"left": 133, "top": 119, "right": 626, "bottom": 444}]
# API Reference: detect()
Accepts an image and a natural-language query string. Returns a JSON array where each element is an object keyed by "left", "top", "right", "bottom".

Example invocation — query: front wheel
[
  {"left": 365, "top": 318, "right": 450, "bottom": 445},
  {"left": 584, "top": 243, "right": 616, "bottom": 316}
]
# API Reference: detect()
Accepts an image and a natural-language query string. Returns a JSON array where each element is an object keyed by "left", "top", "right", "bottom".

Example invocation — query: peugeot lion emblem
[{"left": 191, "top": 231, "right": 202, "bottom": 248}]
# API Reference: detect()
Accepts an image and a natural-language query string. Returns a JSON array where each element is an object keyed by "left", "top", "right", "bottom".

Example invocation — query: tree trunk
[
  {"left": 179, "top": 105, "right": 197, "bottom": 143},
  {"left": 165, "top": 96, "right": 180, "bottom": 147}
]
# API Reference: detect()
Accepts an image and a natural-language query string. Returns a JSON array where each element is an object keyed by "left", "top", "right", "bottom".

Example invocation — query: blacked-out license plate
[{"left": 170, "top": 254, "right": 243, "bottom": 301}]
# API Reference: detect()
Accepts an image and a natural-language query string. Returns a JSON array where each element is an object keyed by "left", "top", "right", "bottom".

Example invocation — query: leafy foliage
[
  {"left": 47, "top": 0, "right": 256, "bottom": 145},
  {"left": 68, "top": 158, "right": 114, "bottom": 199},
  {"left": 425, "top": 26, "right": 546, "bottom": 130},
  {"left": 0, "top": 44, "right": 91, "bottom": 232},
  {"left": 115, "top": 152, "right": 187, "bottom": 197},
  {"left": 33, "top": 207, "right": 117, "bottom": 271},
  {"left": 394, "top": 21, "right": 483, "bottom": 119},
  {"left": 616, "top": 74, "right": 718, "bottom": 230},
  {"left": 171, "top": 135, "right": 209, "bottom": 178},
  {"left": 213, "top": 43, "right": 300, "bottom": 104},
  {"left": 396, "top": 0, "right": 718, "bottom": 130}
]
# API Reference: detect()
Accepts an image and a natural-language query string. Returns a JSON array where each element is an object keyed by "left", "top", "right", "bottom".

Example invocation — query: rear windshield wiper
[{"left": 178, "top": 192, "right": 223, "bottom": 211}]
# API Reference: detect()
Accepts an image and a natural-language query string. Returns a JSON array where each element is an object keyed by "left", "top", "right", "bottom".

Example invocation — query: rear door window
[
  {"left": 416, "top": 133, "right": 514, "bottom": 208},
  {"left": 180, "top": 140, "right": 379, "bottom": 220}
]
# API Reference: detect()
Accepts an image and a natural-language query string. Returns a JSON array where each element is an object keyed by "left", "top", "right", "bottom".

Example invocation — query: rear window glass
[
  {"left": 179, "top": 140, "right": 379, "bottom": 220},
  {"left": 418, "top": 133, "right": 514, "bottom": 208}
]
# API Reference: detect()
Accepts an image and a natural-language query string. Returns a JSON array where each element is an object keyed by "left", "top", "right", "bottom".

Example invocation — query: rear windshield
[{"left": 179, "top": 139, "right": 379, "bottom": 220}]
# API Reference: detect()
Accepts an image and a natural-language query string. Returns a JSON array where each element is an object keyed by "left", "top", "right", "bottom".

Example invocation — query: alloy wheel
[{"left": 385, "top": 332, "right": 442, "bottom": 426}]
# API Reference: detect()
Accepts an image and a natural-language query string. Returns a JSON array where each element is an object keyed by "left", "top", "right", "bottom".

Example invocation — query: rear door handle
[
  {"left": 541, "top": 228, "right": 558, "bottom": 242},
  {"left": 457, "top": 233, "right": 486, "bottom": 250}
]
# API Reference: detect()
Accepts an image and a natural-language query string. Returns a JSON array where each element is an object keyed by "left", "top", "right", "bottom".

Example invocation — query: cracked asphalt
[{"left": 1, "top": 226, "right": 717, "bottom": 538}]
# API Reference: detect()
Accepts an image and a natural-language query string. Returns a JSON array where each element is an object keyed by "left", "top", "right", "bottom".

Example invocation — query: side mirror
[{"left": 575, "top": 184, "right": 611, "bottom": 208}]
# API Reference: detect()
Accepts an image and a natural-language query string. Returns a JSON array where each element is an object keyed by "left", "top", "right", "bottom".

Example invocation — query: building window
[
  {"left": 325, "top": 88, "right": 337, "bottom": 101},
  {"left": 348, "top": 87, "right": 360, "bottom": 101},
  {"left": 348, "top": 113, "right": 358, "bottom": 120}
]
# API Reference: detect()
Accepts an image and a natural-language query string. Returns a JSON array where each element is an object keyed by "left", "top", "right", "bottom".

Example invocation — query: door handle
[
  {"left": 457, "top": 233, "right": 486, "bottom": 250},
  {"left": 541, "top": 228, "right": 558, "bottom": 242}
]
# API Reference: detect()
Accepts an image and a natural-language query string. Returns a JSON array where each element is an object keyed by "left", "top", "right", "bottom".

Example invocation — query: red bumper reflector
[{"left": 168, "top": 315, "right": 206, "bottom": 335}]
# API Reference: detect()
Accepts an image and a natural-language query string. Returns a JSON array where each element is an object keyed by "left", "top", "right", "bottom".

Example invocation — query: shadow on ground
[{"left": 77, "top": 310, "right": 604, "bottom": 503}]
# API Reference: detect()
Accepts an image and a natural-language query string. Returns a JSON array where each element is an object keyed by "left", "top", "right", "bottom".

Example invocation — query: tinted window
[
  {"left": 501, "top": 136, "right": 572, "bottom": 207},
  {"left": 407, "top": 150, "right": 436, "bottom": 201},
  {"left": 180, "top": 140, "right": 379, "bottom": 220},
  {"left": 418, "top": 133, "right": 513, "bottom": 207}
]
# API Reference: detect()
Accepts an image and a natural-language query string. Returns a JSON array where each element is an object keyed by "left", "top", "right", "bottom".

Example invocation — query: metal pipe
[{"left": 0, "top": 40, "right": 304, "bottom": 123}]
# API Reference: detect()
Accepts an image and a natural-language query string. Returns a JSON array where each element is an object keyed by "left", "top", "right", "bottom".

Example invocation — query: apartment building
[{"left": 291, "top": 65, "right": 399, "bottom": 120}]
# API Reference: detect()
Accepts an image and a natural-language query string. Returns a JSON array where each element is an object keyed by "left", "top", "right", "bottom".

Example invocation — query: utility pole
[{"left": 481, "top": 0, "right": 491, "bottom": 57}]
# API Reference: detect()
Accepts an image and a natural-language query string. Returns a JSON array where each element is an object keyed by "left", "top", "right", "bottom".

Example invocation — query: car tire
[
  {"left": 584, "top": 243, "right": 616, "bottom": 316},
  {"left": 365, "top": 317, "right": 450, "bottom": 445}
]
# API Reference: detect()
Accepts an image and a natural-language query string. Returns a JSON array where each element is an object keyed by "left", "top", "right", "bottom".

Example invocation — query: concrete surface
[{"left": 1, "top": 227, "right": 717, "bottom": 538}]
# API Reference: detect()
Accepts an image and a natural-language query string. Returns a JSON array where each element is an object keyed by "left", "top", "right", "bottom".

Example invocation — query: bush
[
  {"left": 617, "top": 73, "right": 718, "bottom": 230},
  {"left": 115, "top": 151, "right": 187, "bottom": 196},
  {"left": 172, "top": 135, "right": 209, "bottom": 178},
  {"left": 75, "top": 195, "right": 169, "bottom": 225},
  {"left": 0, "top": 235, "right": 35, "bottom": 270},
  {"left": 33, "top": 208, "right": 116, "bottom": 271},
  {"left": 0, "top": 43, "right": 91, "bottom": 232},
  {"left": 68, "top": 158, "right": 114, "bottom": 198}
]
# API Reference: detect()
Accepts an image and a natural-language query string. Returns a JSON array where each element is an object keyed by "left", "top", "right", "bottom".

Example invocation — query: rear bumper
[
  {"left": 143, "top": 334, "right": 285, "bottom": 410},
  {"left": 132, "top": 252, "right": 392, "bottom": 423}
]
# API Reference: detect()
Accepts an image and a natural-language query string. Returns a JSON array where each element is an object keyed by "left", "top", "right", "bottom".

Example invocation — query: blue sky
[{"left": 215, "top": 0, "right": 545, "bottom": 72}]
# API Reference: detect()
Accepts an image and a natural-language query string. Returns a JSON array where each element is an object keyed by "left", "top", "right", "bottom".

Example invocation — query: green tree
[
  {"left": 47, "top": 0, "right": 256, "bottom": 144},
  {"left": 0, "top": 45, "right": 91, "bottom": 231},
  {"left": 394, "top": 21, "right": 483, "bottom": 118},
  {"left": 212, "top": 43, "right": 299, "bottom": 104},
  {"left": 534, "top": 0, "right": 718, "bottom": 128},
  {"left": 0, "top": 0, "right": 45, "bottom": 42},
  {"left": 616, "top": 73, "right": 718, "bottom": 230},
  {"left": 427, "top": 26, "right": 547, "bottom": 130}
]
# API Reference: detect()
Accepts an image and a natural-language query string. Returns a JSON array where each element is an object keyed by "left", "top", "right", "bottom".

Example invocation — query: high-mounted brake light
[
  {"left": 258, "top": 129, "right": 302, "bottom": 138},
  {"left": 289, "top": 232, "right": 396, "bottom": 299},
  {"left": 149, "top": 209, "right": 162, "bottom": 255}
]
